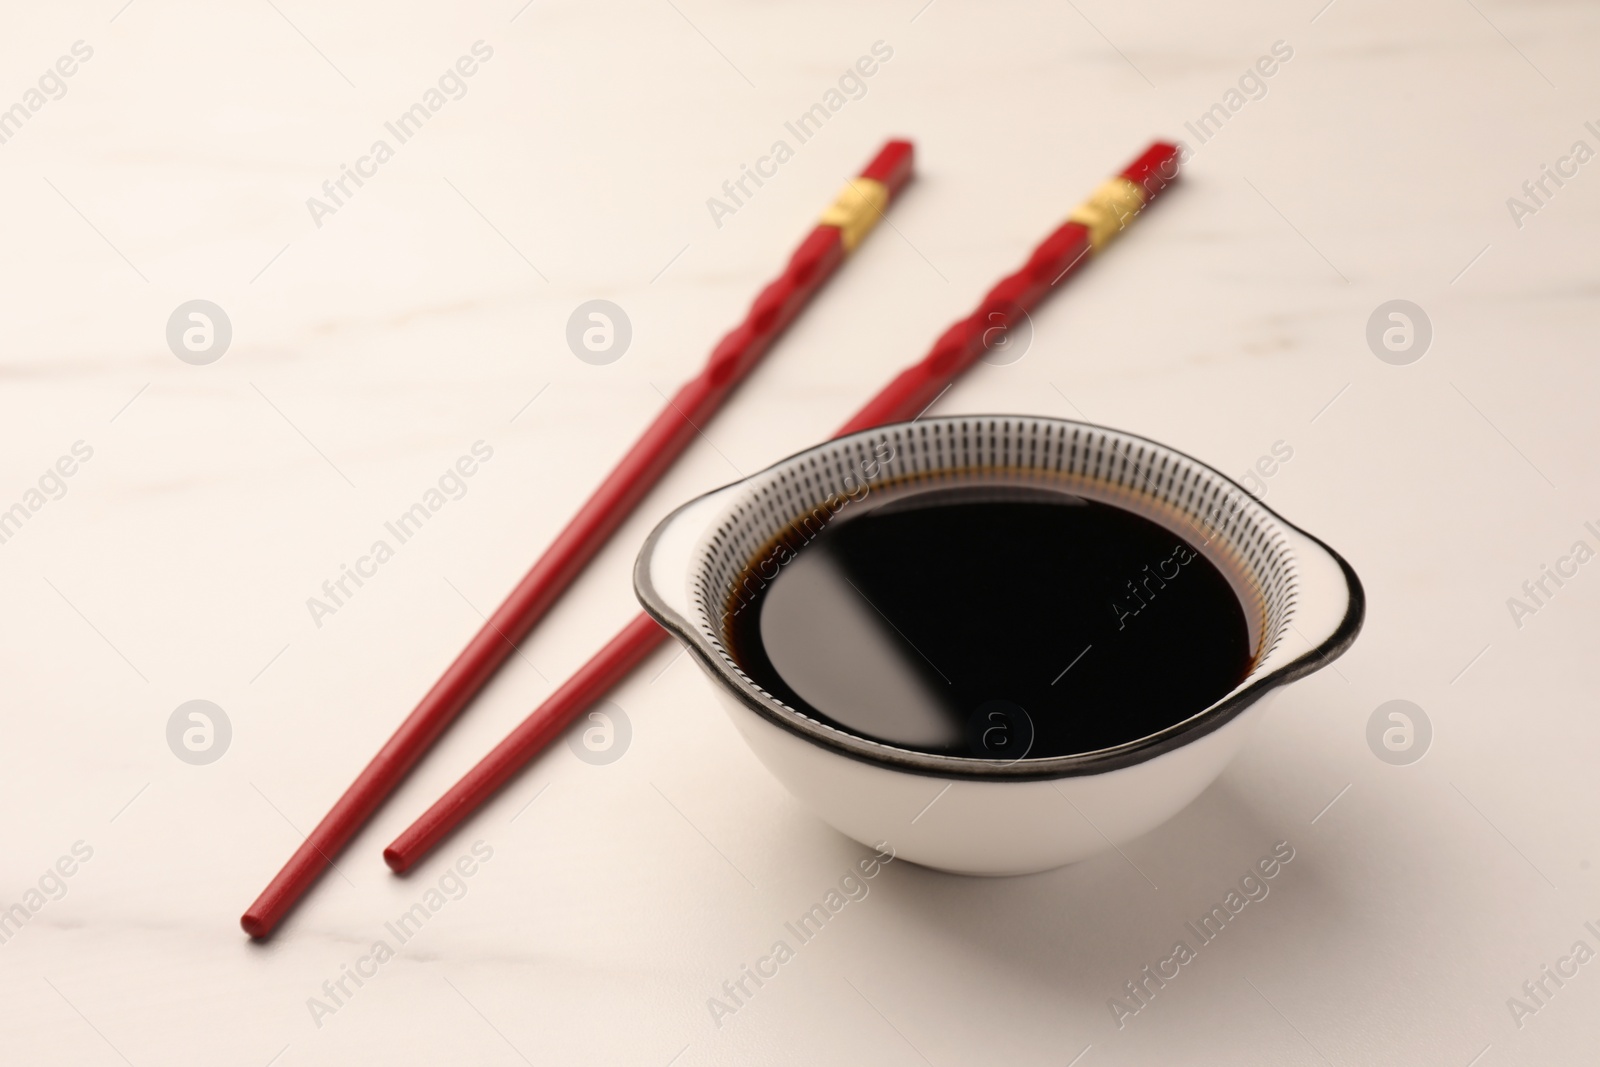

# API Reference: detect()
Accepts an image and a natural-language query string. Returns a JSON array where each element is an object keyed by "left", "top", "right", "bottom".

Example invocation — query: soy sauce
[{"left": 726, "top": 487, "right": 1254, "bottom": 759}]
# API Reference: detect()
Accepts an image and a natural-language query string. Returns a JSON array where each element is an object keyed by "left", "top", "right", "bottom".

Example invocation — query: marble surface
[{"left": 3, "top": 0, "right": 1598, "bottom": 1063}]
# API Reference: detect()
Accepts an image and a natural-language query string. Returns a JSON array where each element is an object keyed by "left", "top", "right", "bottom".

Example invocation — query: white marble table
[{"left": 2, "top": 1, "right": 1597, "bottom": 1063}]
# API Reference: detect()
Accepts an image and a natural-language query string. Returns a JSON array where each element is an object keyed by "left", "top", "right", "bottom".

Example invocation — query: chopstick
[
  {"left": 382, "top": 142, "right": 1184, "bottom": 873},
  {"left": 240, "top": 139, "right": 917, "bottom": 939}
]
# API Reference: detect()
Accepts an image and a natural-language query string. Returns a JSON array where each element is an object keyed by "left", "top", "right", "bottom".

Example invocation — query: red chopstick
[
  {"left": 382, "top": 142, "right": 1183, "bottom": 873},
  {"left": 241, "top": 140, "right": 916, "bottom": 938}
]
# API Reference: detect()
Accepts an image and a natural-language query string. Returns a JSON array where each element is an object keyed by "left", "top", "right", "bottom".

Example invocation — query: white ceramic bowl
[{"left": 635, "top": 416, "right": 1363, "bottom": 876}]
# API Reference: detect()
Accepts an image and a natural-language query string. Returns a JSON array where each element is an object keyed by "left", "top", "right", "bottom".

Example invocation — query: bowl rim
[{"left": 634, "top": 415, "right": 1365, "bottom": 782}]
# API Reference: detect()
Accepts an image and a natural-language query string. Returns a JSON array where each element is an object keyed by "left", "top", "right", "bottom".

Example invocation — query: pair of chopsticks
[{"left": 242, "top": 139, "right": 1180, "bottom": 937}]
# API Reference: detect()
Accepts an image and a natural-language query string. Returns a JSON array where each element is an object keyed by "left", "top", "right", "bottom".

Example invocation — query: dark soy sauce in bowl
[{"left": 725, "top": 486, "right": 1254, "bottom": 760}]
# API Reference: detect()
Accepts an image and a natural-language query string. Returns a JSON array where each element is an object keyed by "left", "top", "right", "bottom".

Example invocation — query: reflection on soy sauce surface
[{"left": 727, "top": 486, "right": 1253, "bottom": 759}]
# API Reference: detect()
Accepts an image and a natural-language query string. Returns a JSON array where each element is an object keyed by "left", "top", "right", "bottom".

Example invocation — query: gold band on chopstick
[
  {"left": 1067, "top": 177, "right": 1147, "bottom": 252},
  {"left": 820, "top": 178, "right": 890, "bottom": 252}
]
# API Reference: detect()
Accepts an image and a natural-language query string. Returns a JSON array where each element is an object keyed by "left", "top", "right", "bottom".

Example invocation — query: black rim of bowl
[{"left": 634, "top": 415, "right": 1365, "bottom": 782}]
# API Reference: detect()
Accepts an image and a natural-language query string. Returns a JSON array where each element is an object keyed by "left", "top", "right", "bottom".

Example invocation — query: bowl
[{"left": 634, "top": 415, "right": 1363, "bottom": 876}]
